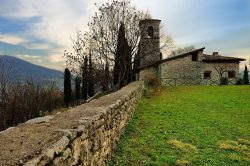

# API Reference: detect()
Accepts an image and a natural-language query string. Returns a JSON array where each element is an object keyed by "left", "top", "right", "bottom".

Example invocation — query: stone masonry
[
  {"left": 139, "top": 19, "right": 161, "bottom": 67},
  {"left": 160, "top": 50, "right": 204, "bottom": 86},
  {"left": 138, "top": 19, "right": 245, "bottom": 85},
  {"left": 0, "top": 81, "right": 144, "bottom": 166}
]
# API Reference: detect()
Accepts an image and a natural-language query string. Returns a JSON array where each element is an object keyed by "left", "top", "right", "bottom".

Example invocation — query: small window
[
  {"left": 204, "top": 71, "right": 211, "bottom": 79},
  {"left": 228, "top": 71, "right": 235, "bottom": 78},
  {"left": 147, "top": 26, "right": 154, "bottom": 38},
  {"left": 192, "top": 53, "right": 198, "bottom": 61}
]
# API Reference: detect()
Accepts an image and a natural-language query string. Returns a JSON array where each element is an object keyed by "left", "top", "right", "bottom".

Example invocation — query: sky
[{"left": 0, "top": 0, "right": 250, "bottom": 71}]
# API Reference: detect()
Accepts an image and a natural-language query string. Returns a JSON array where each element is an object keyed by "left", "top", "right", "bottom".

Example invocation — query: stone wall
[
  {"left": 139, "top": 19, "right": 161, "bottom": 67},
  {"left": 201, "top": 62, "right": 239, "bottom": 85},
  {"left": 160, "top": 51, "right": 203, "bottom": 86},
  {"left": 0, "top": 81, "right": 144, "bottom": 166},
  {"left": 159, "top": 51, "right": 240, "bottom": 86},
  {"left": 139, "top": 66, "right": 158, "bottom": 81}
]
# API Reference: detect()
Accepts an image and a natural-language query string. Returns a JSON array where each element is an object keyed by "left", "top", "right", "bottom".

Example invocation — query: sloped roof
[
  {"left": 139, "top": 47, "right": 205, "bottom": 70},
  {"left": 203, "top": 54, "right": 245, "bottom": 62},
  {"left": 138, "top": 47, "right": 245, "bottom": 70},
  {"left": 159, "top": 47, "right": 205, "bottom": 63}
]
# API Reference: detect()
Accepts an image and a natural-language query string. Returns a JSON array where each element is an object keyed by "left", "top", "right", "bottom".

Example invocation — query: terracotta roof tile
[{"left": 203, "top": 54, "right": 245, "bottom": 62}]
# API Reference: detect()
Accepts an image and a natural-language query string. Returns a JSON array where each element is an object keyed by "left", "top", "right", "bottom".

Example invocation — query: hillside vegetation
[{"left": 110, "top": 86, "right": 250, "bottom": 166}]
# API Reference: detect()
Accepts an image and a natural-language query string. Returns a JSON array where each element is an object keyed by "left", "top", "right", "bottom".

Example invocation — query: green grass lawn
[{"left": 109, "top": 86, "right": 250, "bottom": 166}]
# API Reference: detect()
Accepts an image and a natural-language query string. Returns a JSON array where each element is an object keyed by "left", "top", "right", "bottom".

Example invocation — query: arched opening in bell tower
[{"left": 147, "top": 26, "right": 154, "bottom": 38}]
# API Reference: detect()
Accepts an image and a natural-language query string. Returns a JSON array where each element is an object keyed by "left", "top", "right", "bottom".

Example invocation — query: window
[
  {"left": 147, "top": 26, "right": 154, "bottom": 38},
  {"left": 228, "top": 71, "right": 235, "bottom": 78},
  {"left": 204, "top": 71, "right": 211, "bottom": 79},
  {"left": 192, "top": 53, "right": 198, "bottom": 61}
]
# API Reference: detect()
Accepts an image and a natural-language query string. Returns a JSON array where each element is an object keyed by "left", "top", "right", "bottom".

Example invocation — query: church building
[{"left": 138, "top": 19, "right": 245, "bottom": 85}]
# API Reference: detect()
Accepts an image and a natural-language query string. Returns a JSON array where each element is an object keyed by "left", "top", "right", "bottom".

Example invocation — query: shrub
[
  {"left": 235, "top": 78, "right": 243, "bottom": 85},
  {"left": 221, "top": 77, "right": 228, "bottom": 85},
  {"left": 144, "top": 74, "right": 161, "bottom": 91}
]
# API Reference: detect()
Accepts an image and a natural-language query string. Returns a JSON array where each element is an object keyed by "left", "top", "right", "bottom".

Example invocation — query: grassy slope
[{"left": 109, "top": 86, "right": 250, "bottom": 166}]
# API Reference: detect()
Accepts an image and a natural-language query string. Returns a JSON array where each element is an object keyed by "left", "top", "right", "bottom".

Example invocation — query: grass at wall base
[{"left": 109, "top": 85, "right": 250, "bottom": 166}]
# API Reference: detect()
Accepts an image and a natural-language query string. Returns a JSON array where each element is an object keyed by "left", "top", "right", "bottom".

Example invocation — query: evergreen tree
[
  {"left": 113, "top": 23, "right": 132, "bottom": 89},
  {"left": 113, "top": 32, "right": 121, "bottom": 88},
  {"left": 103, "top": 61, "right": 110, "bottom": 91},
  {"left": 64, "top": 68, "right": 71, "bottom": 107},
  {"left": 125, "top": 44, "right": 132, "bottom": 84},
  {"left": 243, "top": 65, "right": 249, "bottom": 85},
  {"left": 82, "top": 56, "right": 88, "bottom": 101},
  {"left": 88, "top": 53, "right": 95, "bottom": 97},
  {"left": 75, "top": 76, "right": 81, "bottom": 105},
  {"left": 132, "top": 45, "right": 141, "bottom": 81}
]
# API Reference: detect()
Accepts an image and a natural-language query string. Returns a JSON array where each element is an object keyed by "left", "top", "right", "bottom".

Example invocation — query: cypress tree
[
  {"left": 125, "top": 44, "right": 132, "bottom": 85},
  {"left": 113, "top": 23, "right": 131, "bottom": 89},
  {"left": 243, "top": 65, "right": 249, "bottom": 85},
  {"left": 82, "top": 56, "right": 88, "bottom": 101},
  {"left": 132, "top": 46, "right": 140, "bottom": 81},
  {"left": 88, "top": 53, "right": 95, "bottom": 97},
  {"left": 113, "top": 23, "right": 125, "bottom": 88},
  {"left": 75, "top": 76, "right": 80, "bottom": 105},
  {"left": 64, "top": 68, "right": 71, "bottom": 107},
  {"left": 103, "top": 61, "right": 110, "bottom": 91}
]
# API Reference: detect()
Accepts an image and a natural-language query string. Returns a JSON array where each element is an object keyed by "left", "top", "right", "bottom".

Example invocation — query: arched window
[{"left": 147, "top": 26, "right": 154, "bottom": 38}]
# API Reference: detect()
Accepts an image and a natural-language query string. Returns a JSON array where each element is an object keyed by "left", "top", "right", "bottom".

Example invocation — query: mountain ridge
[{"left": 0, "top": 55, "right": 63, "bottom": 84}]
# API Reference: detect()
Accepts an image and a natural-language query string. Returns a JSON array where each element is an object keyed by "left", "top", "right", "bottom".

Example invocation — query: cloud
[
  {"left": 16, "top": 54, "right": 45, "bottom": 64},
  {"left": 16, "top": 53, "right": 64, "bottom": 71},
  {"left": 0, "top": 0, "right": 95, "bottom": 47},
  {"left": 23, "top": 43, "right": 52, "bottom": 50},
  {"left": 48, "top": 53, "right": 64, "bottom": 63},
  {"left": 0, "top": 34, "right": 28, "bottom": 45},
  {"left": 0, "top": 0, "right": 92, "bottom": 70},
  {"left": 0, "top": 0, "right": 107, "bottom": 70},
  {"left": 1, "top": 0, "right": 250, "bottom": 71}
]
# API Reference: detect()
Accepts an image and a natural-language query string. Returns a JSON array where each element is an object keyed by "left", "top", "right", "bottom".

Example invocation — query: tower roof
[{"left": 139, "top": 19, "right": 161, "bottom": 26}]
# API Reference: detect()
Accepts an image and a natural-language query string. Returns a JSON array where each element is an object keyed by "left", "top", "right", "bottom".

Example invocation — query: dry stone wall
[{"left": 0, "top": 81, "right": 144, "bottom": 166}]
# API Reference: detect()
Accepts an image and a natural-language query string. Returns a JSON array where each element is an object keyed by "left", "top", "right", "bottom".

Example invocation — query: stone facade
[
  {"left": 159, "top": 50, "right": 241, "bottom": 86},
  {"left": 139, "top": 19, "right": 244, "bottom": 86},
  {"left": 139, "top": 19, "right": 161, "bottom": 67},
  {"left": 201, "top": 62, "right": 240, "bottom": 85},
  {"left": 0, "top": 81, "right": 144, "bottom": 166},
  {"left": 160, "top": 50, "right": 204, "bottom": 86}
]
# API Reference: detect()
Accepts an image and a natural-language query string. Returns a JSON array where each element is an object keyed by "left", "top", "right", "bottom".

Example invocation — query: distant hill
[{"left": 0, "top": 55, "right": 63, "bottom": 86}]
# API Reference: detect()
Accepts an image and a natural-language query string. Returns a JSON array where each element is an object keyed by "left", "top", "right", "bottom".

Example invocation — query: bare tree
[
  {"left": 65, "top": 1, "right": 150, "bottom": 76},
  {"left": 161, "top": 35, "right": 176, "bottom": 57},
  {"left": 213, "top": 63, "right": 234, "bottom": 86},
  {"left": 64, "top": 0, "right": 174, "bottom": 90},
  {"left": 0, "top": 77, "right": 63, "bottom": 131},
  {"left": 0, "top": 56, "right": 14, "bottom": 129},
  {"left": 168, "top": 46, "right": 195, "bottom": 58}
]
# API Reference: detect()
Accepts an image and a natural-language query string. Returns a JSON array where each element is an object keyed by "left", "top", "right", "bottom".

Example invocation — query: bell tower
[{"left": 139, "top": 19, "right": 161, "bottom": 67}]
